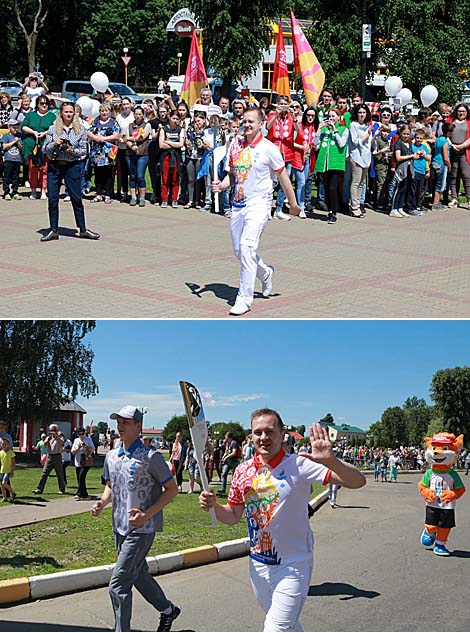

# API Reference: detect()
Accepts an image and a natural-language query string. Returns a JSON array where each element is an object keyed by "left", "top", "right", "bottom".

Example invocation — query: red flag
[
  {"left": 89, "top": 419, "right": 93, "bottom": 435},
  {"left": 290, "top": 9, "right": 325, "bottom": 106},
  {"left": 272, "top": 24, "right": 290, "bottom": 99},
  {"left": 180, "top": 30, "right": 208, "bottom": 107}
]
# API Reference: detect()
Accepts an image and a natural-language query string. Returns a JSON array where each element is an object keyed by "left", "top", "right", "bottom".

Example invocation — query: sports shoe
[
  {"left": 298, "top": 209, "right": 307, "bottom": 219},
  {"left": 13, "top": 194, "right": 21, "bottom": 200},
  {"left": 420, "top": 528, "right": 436, "bottom": 547},
  {"left": 229, "top": 297, "right": 251, "bottom": 316},
  {"left": 389, "top": 209, "right": 403, "bottom": 218},
  {"left": 64, "top": 195, "right": 71, "bottom": 202},
  {"left": 161, "top": 201, "right": 168, "bottom": 208},
  {"left": 4, "top": 194, "right": 11, "bottom": 201},
  {"left": 30, "top": 192, "right": 38, "bottom": 200},
  {"left": 139, "top": 198, "right": 146, "bottom": 207},
  {"left": 274, "top": 209, "right": 292, "bottom": 221},
  {"left": 432, "top": 203, "right": 444, "bottom": 211},
  {"left": 398, "top": 208, "right": 410, "bottom": 217},
  {"left": 433, "top": 543, "right": 450, "bottom": 556},
  {"left": 130, "top": 197, "right": 137, "bottom": 206},
  {"left": 224, "top": 208, "right": 232, "bottom": 218},
  {"left": 328, "top": 213, "right": 337, "bottom": 224},
  {"left": 262, "top": 266, "right": 274, "bottom": 297},
  {"left": 157, "top": 604, "right": 181, "bottom": 632},
  {"left": 407, "top": 209, "right": 422, "bottom": 216},
  {"left": 40, "top": 192, "right": 47, "bottom": 200},
  {"left": 171, "top": 201, "right": 178, "bottom": 208},
  {"left": 447, "top": 198, "right": 458, "bottom": 208},
  {"left": 201, "top": 204, "right": 212, "bottom": 211},
  {"left": 32, "top": 489, "right": 42, "bottom": 494}
]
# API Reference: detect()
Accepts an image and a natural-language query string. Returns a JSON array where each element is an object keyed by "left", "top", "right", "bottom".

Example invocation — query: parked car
[
  {"left": 0, "top": 79, "right": 23, "bottom": 101},
  {"left": 61, "top": 80, "right": 144, "bottom": 104}
]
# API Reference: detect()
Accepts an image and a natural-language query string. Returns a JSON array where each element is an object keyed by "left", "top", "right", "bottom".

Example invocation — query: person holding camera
[
  {"left": 33, "top": 423, "right": 66, "bottom": 495},
  {"left": 71, "top": 427, "right": 95, "bottom": 500},
  {"left": 22, "top": 73, "right": 48, "bottom": 108},
  {"left": 41, "top": 101, "right": 100, "bottom": 242}
]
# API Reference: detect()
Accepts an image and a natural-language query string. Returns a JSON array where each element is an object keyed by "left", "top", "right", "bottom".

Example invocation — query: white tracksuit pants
[
  {"left": 230, "top": 200, "right": 270, "bottom": 305},
  {"left": 250, "top": 556, "right": 313, "bottom": 632}
]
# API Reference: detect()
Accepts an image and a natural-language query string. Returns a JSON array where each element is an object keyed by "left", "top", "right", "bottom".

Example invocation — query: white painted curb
[{"left": 5, "top": 490, "right": 328, "bottom": 605}]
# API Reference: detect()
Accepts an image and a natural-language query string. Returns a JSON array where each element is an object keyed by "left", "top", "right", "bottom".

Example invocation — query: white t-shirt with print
[
  {"left": 228, "top": 451, "right": 330, "bottom": 565},
  {"left": 229, "top": 133, "right": 285, "bottom": 209}
]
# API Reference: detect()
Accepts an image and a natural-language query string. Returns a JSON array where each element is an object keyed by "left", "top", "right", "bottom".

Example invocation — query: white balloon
[
  {"left": 384, "top": 76, "right": 403, "bottom": 97},
  {"left": 76, "top": 96, "right": 93, "bottom": 117},
  {"left": 90, "top": 99, "right": 100, "bottom": 118},
  {"left": 90, "top": 71, "right": 109, "bottom": 93},
  {"left": 420, "top": 84, "right": 438, "bottom": 108},
  {"left": 396, "top": 88, "right": 412, "bottom": 107}
]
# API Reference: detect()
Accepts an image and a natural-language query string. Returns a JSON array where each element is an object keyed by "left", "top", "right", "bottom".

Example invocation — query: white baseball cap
[{"left": 110, "top": 405, "right": 143, "bottom": 423}]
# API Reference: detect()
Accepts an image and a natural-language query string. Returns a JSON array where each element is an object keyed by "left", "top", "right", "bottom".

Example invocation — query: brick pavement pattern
[{"left": 1, "top": 196, "right": 470, "bottom": 318}]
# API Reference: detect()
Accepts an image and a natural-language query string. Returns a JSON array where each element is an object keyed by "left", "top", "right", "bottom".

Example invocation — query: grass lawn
[{"left": 0, "top": 464, "right": 326, "bottom": 580}]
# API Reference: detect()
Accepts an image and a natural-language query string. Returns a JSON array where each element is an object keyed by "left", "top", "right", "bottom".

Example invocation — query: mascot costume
[{"left": 418, "top": 433, "right": 465, "bottom": 556}]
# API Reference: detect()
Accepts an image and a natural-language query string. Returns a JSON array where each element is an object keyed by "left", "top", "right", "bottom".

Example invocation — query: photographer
[
  {"left": 41, "top": 101, "right": 100, "bottom": 242},
  {"left": 22, "top": 73, "right": 49, "bottom": 108},
  {"left": 33, "top": 424, "right": 66, "bottom": 495}
]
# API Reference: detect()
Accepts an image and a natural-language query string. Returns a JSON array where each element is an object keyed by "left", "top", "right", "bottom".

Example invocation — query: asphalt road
[{"left": 1, "top": 472, "right": 468, "bottom": 632}]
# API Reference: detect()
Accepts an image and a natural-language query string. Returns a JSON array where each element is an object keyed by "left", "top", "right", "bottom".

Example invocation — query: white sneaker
[
  {"left": 389, "top": 209, "right": 403, "bottom": 218},
  {"left": 229, "top": 297, "right": 251, "bottom": 316},
  {"left": 64, "top": 195, "right": 71, "bottom": 202},
  {"left": 398, "top": 208, "right": 409, "bottom": 217},
  {"left": 298, "top": 209, "right": 307, "bottom": 219},
  {"left": 274, "top": 210, "right": 292, "bottom": 221},
  {"left": 40, "top": 192, "right": 47, "bottom": 200},
  {"left": 262, "top": 266, "right": 274, "bottom": 297}
]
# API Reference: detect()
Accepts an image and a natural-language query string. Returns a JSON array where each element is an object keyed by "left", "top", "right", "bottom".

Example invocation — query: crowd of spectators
[{"left": 1, "top": 76, "right": 469, "bottom": 225}]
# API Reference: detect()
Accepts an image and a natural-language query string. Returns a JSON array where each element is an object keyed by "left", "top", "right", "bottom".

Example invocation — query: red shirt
[{"left": 267, "top": 112, "right": 295, "bottom": 162}]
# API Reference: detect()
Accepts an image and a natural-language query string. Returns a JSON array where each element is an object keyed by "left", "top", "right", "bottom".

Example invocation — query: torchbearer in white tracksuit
[
  {"left": 212, "top": 108, "right": 300, "bottom": 316},
  {"left": 199, "top": 411, "right": 366, "bottom": 632}
]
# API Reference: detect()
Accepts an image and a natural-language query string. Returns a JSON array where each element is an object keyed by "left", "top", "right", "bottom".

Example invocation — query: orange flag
[
  {"left": 272, "top": 24, "right": 290, "bottom": 99},
  {"left": 180, "top": 30, "right": 208, "bottom": 107},
  {"left": 290, "top": 9, "right": 325, "bottom": 106}
]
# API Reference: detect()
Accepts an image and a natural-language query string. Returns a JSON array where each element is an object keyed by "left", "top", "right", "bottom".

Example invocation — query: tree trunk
[{"left": 28, "top": 33, "right": 37, "bottom": 74}]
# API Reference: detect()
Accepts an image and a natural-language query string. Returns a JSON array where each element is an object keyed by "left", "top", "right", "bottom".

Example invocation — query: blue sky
[{"left": 82, "top": 320, "right": 470, "bottom": 432}]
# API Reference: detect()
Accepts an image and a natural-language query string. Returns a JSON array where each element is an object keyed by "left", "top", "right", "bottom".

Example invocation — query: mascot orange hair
[{"left": 418, "top": 433, "right": 465, "bottom": 556}]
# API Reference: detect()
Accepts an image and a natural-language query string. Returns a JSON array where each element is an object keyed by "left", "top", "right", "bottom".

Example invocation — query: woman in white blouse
[{"left": 348, "top": 103, "right": 373, "bottom": 218}]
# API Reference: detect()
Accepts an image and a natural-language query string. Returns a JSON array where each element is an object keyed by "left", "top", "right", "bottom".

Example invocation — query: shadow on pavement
[
  {"left": 36, "top": 226, "right": 84, "bottom": 239},
  {"left": 0, "top": 623, "right": 108, "bottom": 632},
  {"left": 450, "top": 549, "right": 470, "bottom": 558},
  {"left": 335, "top": 505, "right": 370, "bottom": 509},
  {"left": 186, "top": 282, "right": 238, "bottom": 304},
  {"left": 308, "top": 581, "right": 380, "bottom": 601}
]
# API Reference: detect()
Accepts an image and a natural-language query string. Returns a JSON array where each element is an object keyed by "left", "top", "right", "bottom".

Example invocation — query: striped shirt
[{"left": 44, "top": 123, "right": 87, "bottom": 162}]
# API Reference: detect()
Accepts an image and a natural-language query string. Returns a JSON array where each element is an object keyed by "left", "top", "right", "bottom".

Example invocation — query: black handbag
[{"left": 31, "top": 143, "right": 45, "bottom": 167}]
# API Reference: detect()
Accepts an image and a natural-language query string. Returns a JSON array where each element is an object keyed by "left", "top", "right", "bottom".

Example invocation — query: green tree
[
  {"left": 319, "top": 413, "right": 334, "bottom": 425},
  {"left": 381, "top": 406, "right": 406, "bottom": 446},
  {"left": 96, "top": 421, "right": 108, "bottom": 435},
  {"left": 0, "top": 321, "right": 98, "bottom": 429},
  {"left": 402, "top": 396, "right": 433, "bottom": 445},
  {"left": 187, "top": 0, "right": 286, "bottom": 92},
  {"left": 297, "top": 424, "right": 306, "bottom": 437},
  {"left": 209, "top": 421, "right": 246, "bottom": 445},
  {"left": 430, "top": 366, "right": 470, "bottom": 436},
  {"left": 426, "top": 415, "right": 446, "bottom": 439},
  {"left": 162, "top": 415, "right": 190, "bottom": 442}
]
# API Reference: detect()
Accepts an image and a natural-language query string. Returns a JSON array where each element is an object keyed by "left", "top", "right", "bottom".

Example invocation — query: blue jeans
[
  {"left": 275, "top": 161, "right": 292, "bottom": 211},
  {"left": 292, "top": 160, "right": 309, "bottom": 209},
  {"left": 47, "top": 160, "right": 86, "bottom": 232},
  {"left": 126, "top": 155, "right": 149, "bottom": 190},
  {"left": 110, "top": 531, "right": 171, "bottom": 632},
  {"left": 220, "top": 460, "right": 238, "bottom": 493}
]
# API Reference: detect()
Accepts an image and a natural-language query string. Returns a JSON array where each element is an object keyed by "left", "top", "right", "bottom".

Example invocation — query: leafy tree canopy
[
  {"left": 0, "top": 320, "right": 98, "bottom": 427},
  {"left": 430, "top": 366, "right": 470, "bottom": 437},
  {"left": 162, "top": 415, "right": 191, "bottom": 443}
]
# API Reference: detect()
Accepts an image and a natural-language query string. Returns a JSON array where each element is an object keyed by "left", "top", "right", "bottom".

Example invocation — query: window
[{"left": 262, "top": 63, "right": 295, "bottom": 90}]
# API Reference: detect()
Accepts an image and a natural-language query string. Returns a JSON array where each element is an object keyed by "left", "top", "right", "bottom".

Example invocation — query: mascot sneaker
[
  {"left": 433, "top": 543, "right": 450, "bottom": 556},
  {"left": 420, "top": 529, "right": 436, "bottom": 547}
]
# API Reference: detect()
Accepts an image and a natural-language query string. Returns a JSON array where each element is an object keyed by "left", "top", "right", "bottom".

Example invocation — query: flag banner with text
[
  {"left": 180, "top": 30, "right": 208, "bottom": 107},
  {"left": 272, "top": 23, "right": 291, "bottom": 99},
  {"left": 290, "top": 9, "right": 325, "bottom": 106}
]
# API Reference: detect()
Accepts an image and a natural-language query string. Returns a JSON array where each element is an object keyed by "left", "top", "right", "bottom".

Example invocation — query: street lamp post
[
  {"left": 122, "top": 47, "right": 131, "bottom": 85},
  {"left": 359, "top": 0, "right": 386, "bottom": 99},
  {"left": 177, "top": 52, "right": 182, "bottom": 76}
]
